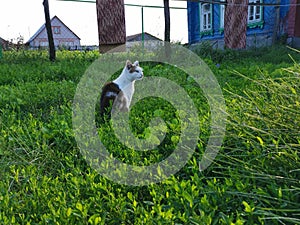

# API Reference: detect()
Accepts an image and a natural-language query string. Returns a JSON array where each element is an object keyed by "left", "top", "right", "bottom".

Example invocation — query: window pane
[
  {"left": 248, "top": 0, "right": 262, "bottom": 22},
  {"left": 256, "top": 6, "right": 260, "bottom": 15},
  {"left": 250, "top": 6, "right": 254, "bottom": 16},
  {"left": 204, "top": 4, "right": 210, "bottom": 12}
]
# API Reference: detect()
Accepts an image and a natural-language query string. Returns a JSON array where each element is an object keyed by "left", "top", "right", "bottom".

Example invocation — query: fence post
[{"left": 141, "top": 6, "right": 144, "bottom": 49}]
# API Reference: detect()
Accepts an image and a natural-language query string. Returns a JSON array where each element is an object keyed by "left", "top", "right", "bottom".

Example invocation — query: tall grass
[{"left": 219, "top": 64, "right": 300, "bottom": 224}]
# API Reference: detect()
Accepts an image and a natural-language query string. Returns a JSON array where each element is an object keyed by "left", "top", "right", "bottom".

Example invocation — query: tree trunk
[
  {"left": 96, "top": 0, "right": 126, "bottom": 53},
  {"left": 164, "top": 0, "right": 170, "bottom": 42},
  {"left": 43, "top": 0, "right": 56, "bottom": 61},
  {"left": 224, "top": 0, "right": 249, "bottom": 49},
  {"left": 163, "top": 0, "right": 171, "bottom": 58}
]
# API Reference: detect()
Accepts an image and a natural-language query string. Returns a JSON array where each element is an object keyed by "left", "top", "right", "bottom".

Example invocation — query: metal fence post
[{"left": 141, "top": 6, "right": 144, "bottom": 49}]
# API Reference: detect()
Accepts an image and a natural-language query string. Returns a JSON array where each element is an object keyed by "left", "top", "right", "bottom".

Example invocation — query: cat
[{"left": 100, "top": 60, "right": 143, "bottom": 119}]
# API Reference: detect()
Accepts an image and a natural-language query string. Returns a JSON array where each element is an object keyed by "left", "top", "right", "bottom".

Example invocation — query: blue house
[{"left": 187, "top": 0, "right": 300, "bottom": 48}]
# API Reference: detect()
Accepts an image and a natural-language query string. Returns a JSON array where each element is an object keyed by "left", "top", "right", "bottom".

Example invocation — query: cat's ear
[
  {"left": 126, "top": 60, "right": 132, "bottom": 70},
  {"left": 133, "top": 61, "right": 139, "bottom": 66}
]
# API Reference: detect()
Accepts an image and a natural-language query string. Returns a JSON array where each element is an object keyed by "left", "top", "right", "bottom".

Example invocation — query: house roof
[
  {"left": 126, "top": 32, "right": 162, "bottom": 42},
  {"left": 27, "top": 15, "right": 80, "bottom": 43},
  {"left": 0, "top": 37, "right": 8, "bottom": 43}
]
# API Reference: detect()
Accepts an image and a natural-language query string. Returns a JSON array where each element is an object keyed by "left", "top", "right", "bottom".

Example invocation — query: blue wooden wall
[{"left": 187, "top": 0, "right": 290, "bottom": 44}]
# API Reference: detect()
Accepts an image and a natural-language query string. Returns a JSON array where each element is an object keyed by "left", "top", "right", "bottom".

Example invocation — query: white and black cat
[{"left": 100, "top": 60, "right": 143, "bottom": 119}]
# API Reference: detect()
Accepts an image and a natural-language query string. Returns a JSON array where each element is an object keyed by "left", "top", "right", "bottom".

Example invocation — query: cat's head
[{"left": 125, "top": 60, "right": 144, "bottom": 81}]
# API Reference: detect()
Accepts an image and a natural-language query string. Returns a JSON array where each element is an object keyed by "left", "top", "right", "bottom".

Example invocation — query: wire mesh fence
[
  {"left": 1, "top": 1, "right": 187, "bottom": 52},
  {"left": 1, "top": 0, "right": 299, "bottom": 52}
]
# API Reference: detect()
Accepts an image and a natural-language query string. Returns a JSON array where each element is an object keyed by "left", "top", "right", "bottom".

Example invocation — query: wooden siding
[{"left": 187, "top": 0, "right": 291, "bottom": 45}]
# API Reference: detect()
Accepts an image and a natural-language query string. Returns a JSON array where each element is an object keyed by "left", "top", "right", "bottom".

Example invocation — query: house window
[
  {"left": 52, "top": 26, "right": 61, "bottom": 34},
  {"left": 39, "top": 41, "right": 48, "bottom": 47},
  {"left": 61, "top": 41, "right": 74, "bottom": 46},
  {"left": 200, "top": 3, "right": 213, "bottom": 35},
  {"left": 201, "top": 4, "right": 212, "bottom": 30},
  {"left": 248, "top": 0, "right": 263, "bottom": 24},
  {"left": 219, "top": 0, "right": 263, "bottom": 32}
]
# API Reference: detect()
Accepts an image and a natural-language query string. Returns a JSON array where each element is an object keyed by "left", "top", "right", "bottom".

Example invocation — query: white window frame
[
  {"left": 200, "top": 3, "right": 213, "bottom": 33},
  {"left": 248, "top": 0, "right": 263, "bottom": 24},
  {"left": 219, "top": 0, "right": 225, "bottom": 30}
]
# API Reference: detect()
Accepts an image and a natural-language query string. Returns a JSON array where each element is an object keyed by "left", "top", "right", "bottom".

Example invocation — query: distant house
[
  {"left": 26, "top": 16, "right": 81, "bottom": 50},
  {"left": 126, "top": 32, "right": 161, "bottom": 42},
  {"left": 187, "top": 0, "right": 300, "bottom": 48},
  {"left": 0, "top": 37, "right": 9, "bottom": 50},
  {"left": 126, "top": 32, "right": 162, "bottom": 48}
]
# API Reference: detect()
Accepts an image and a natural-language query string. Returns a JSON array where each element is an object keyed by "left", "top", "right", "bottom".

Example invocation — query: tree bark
[
  {"left": 43, "top": 0, "right": 56, "bottom": 61},
  {"left": 224, "top": 0, "right": 249, "bottom": 49},
  {"left": 96, "top": 0, "right": 126, "bottom": 53}
]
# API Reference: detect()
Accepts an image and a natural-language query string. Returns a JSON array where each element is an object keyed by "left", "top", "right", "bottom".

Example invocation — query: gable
[
  {"left": 0, "top": 37, "right": 8, "bottom": 44},
  {"left": 27, "top": 16, "right": 80, "bottom": 43},
  {"left": 0, "top": 37, "right": 9, "bottom": 50}
]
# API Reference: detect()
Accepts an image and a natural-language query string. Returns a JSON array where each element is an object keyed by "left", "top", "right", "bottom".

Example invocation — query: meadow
[{"left": 0, "top": 46, "right": 299, "bottom": 224}]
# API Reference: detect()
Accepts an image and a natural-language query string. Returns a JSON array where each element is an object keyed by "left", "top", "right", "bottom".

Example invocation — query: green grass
[{"left": 0, "top": 47, "right": 299, "bottom": 224}]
